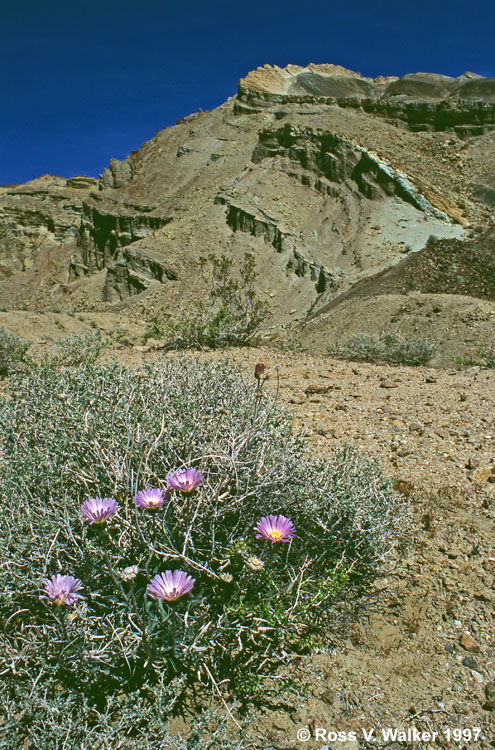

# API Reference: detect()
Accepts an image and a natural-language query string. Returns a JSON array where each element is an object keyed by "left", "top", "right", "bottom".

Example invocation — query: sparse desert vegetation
[{"left": 328, "top": 332, "right": 436, "bottom": 366}]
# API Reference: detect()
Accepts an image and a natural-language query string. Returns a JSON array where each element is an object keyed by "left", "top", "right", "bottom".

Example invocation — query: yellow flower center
[{"left": 268, "top": 529, "right": 283, "bottom": 541}]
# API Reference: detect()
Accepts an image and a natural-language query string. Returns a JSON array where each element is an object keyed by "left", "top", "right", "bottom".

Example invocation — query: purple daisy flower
[
  {"left": 40, "top": 574, "right": 84, "bottom": 606},
  {"left": 254, "top": 514, "right": 295, "bottom": 543},
  {"left": 167, "top": 467, "right": 204, "bottom": 494},
  {"left": 147, "top": 570, "right": 195, "bottom": 602},
  {"left": 81, "top": 496, "right": 120, "bottom": 525},
  {"left": 133, "top": 487, "right": 168, "bottom": 510}
]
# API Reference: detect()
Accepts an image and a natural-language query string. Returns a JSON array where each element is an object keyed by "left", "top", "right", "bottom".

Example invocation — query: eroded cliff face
[
  {"left": 0, "top": 176, "right": 177, "bottom": 303},
  {"left": 0, "top": 62, "right": 493, "bottom": 327},
  {"left": 0, "top": 176, "right": 97, "bottom": 279},
  {"left": 236, "top": 65, "right": 495, "bottom": 137},
  {"left": 68, "top": 197, "right": 175, "bottom": 300}
]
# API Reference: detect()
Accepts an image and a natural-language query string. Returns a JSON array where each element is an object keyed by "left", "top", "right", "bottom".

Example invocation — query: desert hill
[{"left": 0, "top": 63, "right": 494, "bottom": 364}]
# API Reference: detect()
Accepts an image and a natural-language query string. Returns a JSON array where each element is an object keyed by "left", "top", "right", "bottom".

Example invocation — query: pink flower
[
  {"left": 40, "top": 574, "right": 84, "bottom": 606},
  {"left": 147, "top": 570, "right": 195, "bottom": 602},
  {"left": 167, "top": 467, "right": 203, "bottom": 494},
  {"left": 81, "top": 496, "right": 120, "bottom": 524},
  {"left": 133, "top": 488, "right": 168, "bottom": 509},
  {"left": 254, "top": 514, "right": 295, "bottom": 543}
]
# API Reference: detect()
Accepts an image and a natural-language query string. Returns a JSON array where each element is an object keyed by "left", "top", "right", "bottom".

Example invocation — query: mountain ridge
[{"left": 0, "top": 63, "right": 494, "bottom": 365}]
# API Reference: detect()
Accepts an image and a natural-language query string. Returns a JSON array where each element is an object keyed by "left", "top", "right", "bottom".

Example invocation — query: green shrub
[
  {"left": 458, "top": 342, "right": 495, "bottom": 368},
  {"left": 0, "top": 358, "right": 406, "bottom": 739},
  {"left": 0, "top": 328, "right": 30, "bottom": 374},
  {"left": 143, "top": 253, "right": 266, "bottom": 349},
  {"left": 46, "top": 330, "right": 106, "bottom": 367},
  {"left": 328, "top": 332, "right": 435, "bottom": 366}
]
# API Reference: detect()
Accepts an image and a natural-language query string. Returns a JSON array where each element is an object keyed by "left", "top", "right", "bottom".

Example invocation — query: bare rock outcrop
[
  {"left": 69, "top": 197, "right": 175, "bottom": 300},
  {"left": 0, "top": 176, "right": 97, "bottom": 279},
  {"left": 252, "top": 124, "right": 453, "bottom": 220},
  {"left": 236, "top": 64, "right": 495, "bottom": 137}
]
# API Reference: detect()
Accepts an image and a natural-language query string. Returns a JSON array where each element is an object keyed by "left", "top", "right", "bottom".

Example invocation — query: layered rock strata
[{"left": 236, "top": 65, "right": 495, "bottom": 136}]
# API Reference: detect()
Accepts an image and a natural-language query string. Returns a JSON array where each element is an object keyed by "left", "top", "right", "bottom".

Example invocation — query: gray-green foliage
[
  {"left": 0, "top": 357, "right": 406, "bottom": 742},
  {"left": 0, "top": 686, "right": 251, "bottom": 749},
  {"left": 143, "top": 253, "right": 266, "bottom": 349},
  {"left": 329, "top": 332, "right": 435, "bottom": 366},
  {"left": 459, "top": 342, "right": 495, "bottom": 368},
  {"left": 0, "top": 328, "right": 30, "bottom": 374},
  {"left": 47, "top": 330, "right": 106, "bottom": 366}
]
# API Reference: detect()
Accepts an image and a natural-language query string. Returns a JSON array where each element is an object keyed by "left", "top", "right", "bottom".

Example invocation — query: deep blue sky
[{"left": 2, "top": 0, "right": 494, "bottom": 185}]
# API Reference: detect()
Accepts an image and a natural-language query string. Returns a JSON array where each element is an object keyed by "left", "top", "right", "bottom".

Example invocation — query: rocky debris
[
  {"left": 484, "top": 682, "right": 495, "bottom": 710},
  {"left": 305, "top": 228, "right": 495, "bottom": 336},
  {"left": 471, "top": 170, "right": 495, "bottom": 207},
  {"left": 214, "top": 194, "right": 337, "bottom": 298}
]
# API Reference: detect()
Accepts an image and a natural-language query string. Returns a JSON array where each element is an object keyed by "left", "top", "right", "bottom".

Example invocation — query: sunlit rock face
[{"left": 236, "top": 64, "right": 495, "bottom": 136}]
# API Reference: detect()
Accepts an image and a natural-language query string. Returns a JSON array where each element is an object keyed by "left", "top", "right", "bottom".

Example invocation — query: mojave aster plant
[{"left": 0, "top": 356, "right": 405, "bottom": 725}]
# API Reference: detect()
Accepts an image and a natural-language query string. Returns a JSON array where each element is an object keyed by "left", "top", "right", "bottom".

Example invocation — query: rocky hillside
[{"left": 1, "top": 63, "right": 494, "bottom": 364}]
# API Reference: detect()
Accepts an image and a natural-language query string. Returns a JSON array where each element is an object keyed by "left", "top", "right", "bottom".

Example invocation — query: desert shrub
[
  {"left": 143, "top": 253, "right": 266, "bottom": 349},
  {"left": 45, "top": 329, "right": 106, "bottom": 367},
  {"left": 477, "top": 344, "right": 495, "bottom": 368},
  {"left": 0, "top": 358, "right": 406, "bottom": 739},
  {"left": 458, "top": 342, "right": 495, "bottom": 368},
  {"left": 0, "top": 686, "right": 252, "bottom": 749},
  {"left": 0, "top": 328, "right": 30, "bottom": 374},
  {"left": 329, "top": 332, "right": 435, "bottom": 366}
]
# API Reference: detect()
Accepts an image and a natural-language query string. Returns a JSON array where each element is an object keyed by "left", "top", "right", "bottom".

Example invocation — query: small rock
[
  {"left": 459, "top": 631, "right": 480, "bottom": 653},
  {"left": 425, "top": 376, "right": 437, "bottom": 383},
  {"left": 462, "top": 656, "right": 479, "bottom": 669},
  {"left": 380, "top": 380, "right": 398, "bottom": 389},
  {"left": 445, "top": 643, "right": 455, "bottom": 654},
  {"left": 473, "top": 467, "right": 493, "bottom": 484},
  {"left": 483, "top": 681, "right": 495, "bottom": 710},
  {"left": 320, "top": 688, "right": 334, "bottom": 704}
]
